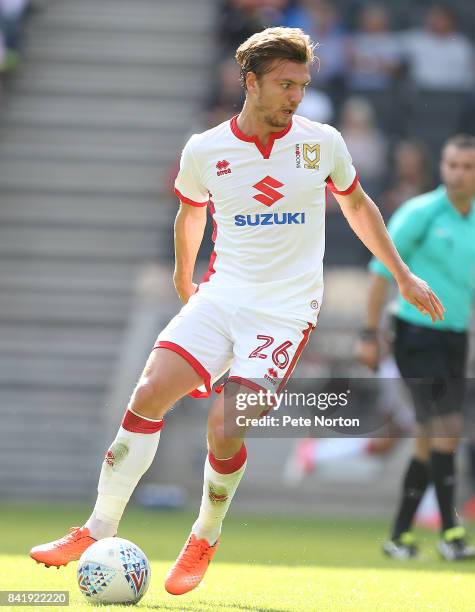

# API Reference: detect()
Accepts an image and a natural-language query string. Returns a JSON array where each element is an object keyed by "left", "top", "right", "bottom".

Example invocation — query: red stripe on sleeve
[
  {"left": 326, "top": 173, "right": 359, "bottom": 196},
  {"left": 174, "top": 187, "right": 209, "bottom": 207}
]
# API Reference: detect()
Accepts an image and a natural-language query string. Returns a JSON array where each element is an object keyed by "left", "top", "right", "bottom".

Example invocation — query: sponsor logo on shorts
[
  {"left": 234, "top": 212, "right": 305, "bottom": 226},
  {"left": 264, "top": 367, "right": 279, "bottom": 385}
]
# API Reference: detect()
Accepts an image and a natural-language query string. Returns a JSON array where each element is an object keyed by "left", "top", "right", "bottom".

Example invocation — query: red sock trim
[
  {"left": 209, "top": 443, "right": 247, "bottom": 474},
  {"left": 122, "top": 409, "right": 164, "bottom": 434}
]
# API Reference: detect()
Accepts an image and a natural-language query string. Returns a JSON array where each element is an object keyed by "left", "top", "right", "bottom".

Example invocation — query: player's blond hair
[{"left": 235, "top": 27, "right": 316, "bottom": 90}]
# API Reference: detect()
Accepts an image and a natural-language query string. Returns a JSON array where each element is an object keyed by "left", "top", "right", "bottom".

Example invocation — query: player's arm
[
  {"left": 173, "top": 134, "right": 209, "bottom": 304},
  {"left": 355, "top": 272, "right": 390, "bottom": 370},
  {"left": 173, "top": 202, "right": 207, "bottom": 304},
  {"left": 334, "top": 183, "right": 444, "bottom": 323}
]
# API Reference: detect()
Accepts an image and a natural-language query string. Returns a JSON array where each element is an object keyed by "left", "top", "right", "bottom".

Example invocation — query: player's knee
[
  {"left": 129, "top": 377, "right": 165, "bottom": 419},
  {"left": 207, "top": 412, "right": 240, "bottom": 455},
  {"left": 208, "top": 410, "right": 227, "bottom": 442}
]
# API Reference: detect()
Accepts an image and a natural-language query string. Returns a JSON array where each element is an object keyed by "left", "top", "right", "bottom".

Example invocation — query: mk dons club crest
[{"left": 296, "top": 143, "right": 321, "bottom": 170}]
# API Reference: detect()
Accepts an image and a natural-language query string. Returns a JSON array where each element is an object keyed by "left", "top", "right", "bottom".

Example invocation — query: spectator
[
  {"left": 348, "top": 4, "right": 402, "bottom": 91},
  {"left": 0, "top": 0, "right": 30, "bottom": 72},
  {"left": 380, "top": 140, "right": 433, "bottom": 218},
  {"left": 338, "top": 97, "right": 388, "bottom": 198},
  {"left": 400, "top": 4, "right": 475, "bottom": 91},
  {"left": 297, "top": 87, "right": 334, "bottom": 124},
  {"left": 218, "top": 0, "right": 294, "bottom": 53},
  {"left": 458, "top": 89, "right": 475, "bottom": 135},
  {"left": 291, "top": 0, "right": 348, "bottom": 101},
  {"left": 205, "top": 57, "right": 245, "bottom": 127}
]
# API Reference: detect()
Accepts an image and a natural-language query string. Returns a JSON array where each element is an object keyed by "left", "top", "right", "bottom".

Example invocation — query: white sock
[
  {"left": 192, "top": 445, "right": 247, "bottom": 545},
  {"left": 85, "top": 409, "right": 163, "bottom": 540}
]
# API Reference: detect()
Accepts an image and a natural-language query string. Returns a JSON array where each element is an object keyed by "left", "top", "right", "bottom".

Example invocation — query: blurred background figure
[
  {"left": 218, "top": 0, "right": 296, "bottom": 54},
  {"left": 288, "top": 0, "right": 348, "bottom": 107},
  {"left": 338, "top": 96, "right": 388, "bottom": 198},
  {"left": 0, "top": 0, "right": 30, "bottom": 72},
  {"left": 401, "top": 4, "right": 475, "bottom": 92},
  {"left": 296, "top": 86, "right": 334, "bottom": 123},
  {"left": 204, "top": 56, "right": 245, "bottom": 128},
  {"left": 347, "top": 3, "right": 402, "bottom": 92},
  {"left": 379, "top": 140, "right": 433, "bottom": 218}
]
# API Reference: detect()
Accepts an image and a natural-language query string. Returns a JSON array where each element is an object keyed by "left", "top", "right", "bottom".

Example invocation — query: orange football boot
[
  {"left": 30, "top": 526, "right": 96, "bottom": 567},
  {"left": 165, "top": 533, "right": 219, "bottom": 595}
]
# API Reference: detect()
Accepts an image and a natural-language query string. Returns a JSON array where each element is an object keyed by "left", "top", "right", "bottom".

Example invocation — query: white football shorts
[{"left": 155, "top": 289, "right": 314, "bottom": 398}]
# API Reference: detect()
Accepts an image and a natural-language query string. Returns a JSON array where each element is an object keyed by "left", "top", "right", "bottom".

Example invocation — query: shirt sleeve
[
  {"left": 326, "top": 128, "right": 358, "bottom": 195},
  {"left": 174, "top": 136, "right": 209, "bottom": 207},
  {"left": 369, "top": 200, "right": 432, "bottom": 279}
]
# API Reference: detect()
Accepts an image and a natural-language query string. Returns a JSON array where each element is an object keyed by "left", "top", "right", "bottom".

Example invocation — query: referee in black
[{"left": 358, "top": 135, "right": 475, "bottom": 560}]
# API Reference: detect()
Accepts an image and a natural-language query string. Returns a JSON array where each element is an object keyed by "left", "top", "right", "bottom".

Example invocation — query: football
[{"left": 77, "top": 537, "right": 150, "bottom": 605}]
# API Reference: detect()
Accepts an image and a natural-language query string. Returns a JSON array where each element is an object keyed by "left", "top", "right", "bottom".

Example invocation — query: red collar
[{"left": 230, "top": 115, "right": 292, "bottom": 159}]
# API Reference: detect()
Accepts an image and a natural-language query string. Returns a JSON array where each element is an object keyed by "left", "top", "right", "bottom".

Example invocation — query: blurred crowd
[
  {"left": 202, "top": 0, "right": 475, "bottom": 263},
  {"left": 0, "top": 0, "right": 30, "bottom": 74}
]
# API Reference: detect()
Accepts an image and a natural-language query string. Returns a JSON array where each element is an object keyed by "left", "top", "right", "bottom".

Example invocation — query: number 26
[{"left": 248, "top": 335, "right": 293, "bottom": 370}]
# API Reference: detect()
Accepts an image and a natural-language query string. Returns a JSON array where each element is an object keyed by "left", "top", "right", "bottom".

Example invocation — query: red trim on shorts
[
  {"left": 154, "top": 340, "right": 212, "bottom": 398},
  {"left": 202, "top": 199, "right": 217, "bottom": 285},
  {"left": 230, "top": 115, "right": 292, "bottom": 159},
  {"left": 325, "top": 173, "right": 359, "bottom": 196},
  {"left": 227, "top": 376, "right": 269, "bottom": 394},
  {"left": 277, "top": 323, "right": 314, "bottom": 393},
  {"left": 122, "top": 409, "right": 164, "bottom": 434},
  {"left": 227, "top": 375, "right": 277, "bottom": 415},
  {"left": 209, "top": 443, "right": 247, "bottom": 474},
  {"left": 174, "top": 187, "right": 208, "bottom": 208}
]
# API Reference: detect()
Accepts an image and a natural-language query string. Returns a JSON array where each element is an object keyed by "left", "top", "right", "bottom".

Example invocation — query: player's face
[
  {"left": 249, "top": 60, "right": 311, "bottom": 129},
  {"left": 440, "top": 145, "right": 475, "bottom": 200}
]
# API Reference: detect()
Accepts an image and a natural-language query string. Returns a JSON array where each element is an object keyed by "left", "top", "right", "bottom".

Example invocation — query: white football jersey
[{"left": 174, "top": 114, "right": 357, "bottom": 322}]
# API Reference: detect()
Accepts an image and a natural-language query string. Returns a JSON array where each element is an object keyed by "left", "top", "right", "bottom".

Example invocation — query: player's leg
[
  {"left": 166, "top": 311, "right": 313, "bottom": 595},
  {"left": 429, "top": 331, "right": 474, "bottom": 560},
  {"left": 31, "top": 294, "right": 232, "bottom": 567},
  {"left": 383, "top": 430, "right": 431, "bottom": 558},
  {"left": 431, "top": 415, "right": 475, "bottom": 559},
  {"left": 165, "top": 382, "right": 270, "bottom": 595},
  {"left": 383, "top": 319, "right": 435, "bottom": 558},
  {"left": 84, "top": 348, "right": 206, "bottom": 538},
  {"left": 462, "top": 440, "right": 475, "bottom": 520},
  {"left": 30, "top": 347, "right": 204, "bottom": 567},
  {"left": 191, "top": 381, "right": 264, "bottom": 544},
  {"left": 193, "top": 311, "right": 313, "bottom": 546}
]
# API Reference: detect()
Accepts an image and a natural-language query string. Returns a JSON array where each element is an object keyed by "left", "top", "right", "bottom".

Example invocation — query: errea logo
[{"left": 216, "top": 160, "right": 231, "bottom": 176}]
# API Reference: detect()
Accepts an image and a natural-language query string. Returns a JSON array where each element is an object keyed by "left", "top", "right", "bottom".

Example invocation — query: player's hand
[
  {"left": 355, "top": 337, "right": 380, "bottom": 371},
  {"left": 174, "top": 279, "right": 198, "bottom": 304},
  {"left": 397, "top": 272, "right": 445, "bottom": 323}
]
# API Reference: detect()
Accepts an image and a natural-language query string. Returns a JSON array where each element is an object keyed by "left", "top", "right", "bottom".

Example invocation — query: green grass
[{"left": 1, "top": 503, "right": 474, "bottom": 611}]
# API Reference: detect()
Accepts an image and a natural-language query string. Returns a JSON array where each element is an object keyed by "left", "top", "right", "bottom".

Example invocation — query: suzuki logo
[{"left": 252, "top": 175, "right": 284, "bottom": 207}]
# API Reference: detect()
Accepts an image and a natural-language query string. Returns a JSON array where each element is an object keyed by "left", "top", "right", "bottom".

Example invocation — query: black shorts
[{"left": 393, "top": 317, "right": 468, "bottom": 424}]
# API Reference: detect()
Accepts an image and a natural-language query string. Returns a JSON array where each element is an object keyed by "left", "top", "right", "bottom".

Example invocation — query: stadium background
[{"left": 0, "top": 0, "right": 474, "bottom": 520}]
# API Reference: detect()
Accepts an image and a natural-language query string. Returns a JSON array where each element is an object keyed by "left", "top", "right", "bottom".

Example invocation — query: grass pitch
[{"left": 1, "top": 503, "right": 474, "bottom": 611}]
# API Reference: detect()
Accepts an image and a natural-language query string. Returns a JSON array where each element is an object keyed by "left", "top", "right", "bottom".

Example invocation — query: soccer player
[
  {"left": 357, "top": 134, "right": 475, "bottom": 560},
  {"left": 30, "top": 27, "right": 443, "bottom": 593}
]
